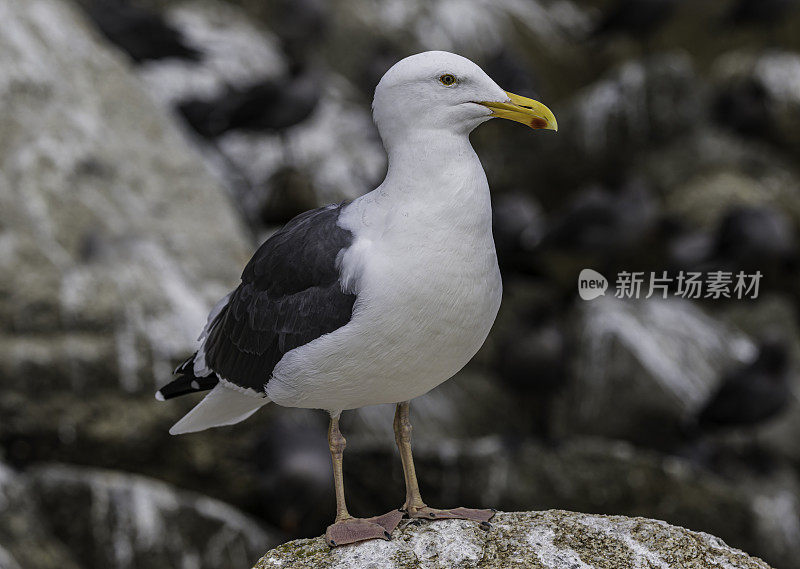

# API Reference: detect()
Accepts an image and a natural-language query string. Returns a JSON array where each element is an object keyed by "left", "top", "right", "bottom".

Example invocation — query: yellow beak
[{"left": 480, "top": 91, "right": 558, "bottom": 131}]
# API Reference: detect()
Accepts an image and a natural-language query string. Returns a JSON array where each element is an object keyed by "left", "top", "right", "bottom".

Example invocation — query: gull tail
[
  {"left": 156, "top": 353, "right": 218, "bottom": 401},
  {"left": 169, "top": 384, "right": 270, "bottom": 435}
]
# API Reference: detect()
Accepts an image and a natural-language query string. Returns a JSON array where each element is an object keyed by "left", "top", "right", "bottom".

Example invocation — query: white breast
[{"left": 268, "top": 140, "right": 502, "bottom": 412}]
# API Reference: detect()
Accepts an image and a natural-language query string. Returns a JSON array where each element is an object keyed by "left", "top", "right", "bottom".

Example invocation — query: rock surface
[
  {"left": 138, "top": 0, "right": 386, "bottom": 223},
  {"left": 0, "top": 0, "right": 251, "bottom": 401},
  {"left": 29, "top": 464, "right": 279, "bottom": 569},
  {"left": 0, "top": 462, "right": 81, "bottom": 569},
  {"left": 0, "top": 0, "right": 257, "bottom": 504},
  {"left": 713, "top": 50, "right": 800, "bottom": 154},
  {"left": 0, "top": 460, "right": 278, "bottom": 569},
  {"left": 553, "top": 296, "right": 753, "bottom": 447},
  {"left": 253, "top": 510, "right": 772, "bottom": 569}
]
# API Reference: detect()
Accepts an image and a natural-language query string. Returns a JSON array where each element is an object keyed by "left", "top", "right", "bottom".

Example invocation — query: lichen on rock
[{"left": 253, "top": 511, "right": 772, "bottom": 569}]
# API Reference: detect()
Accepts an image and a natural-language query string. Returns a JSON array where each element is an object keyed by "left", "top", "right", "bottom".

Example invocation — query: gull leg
[
  {"left": 393, "top": 401, "right": 425, "bottom": 512},
  {"left": 324, "top": 413, "right": 403, "bottom": 547},
  {"left": 394, "top": 401, "right": 495, "bottom": 527}
]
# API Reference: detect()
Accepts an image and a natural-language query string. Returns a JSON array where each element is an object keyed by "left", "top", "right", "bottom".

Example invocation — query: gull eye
[{"left": 439, "top": 74, "right": 457, "bottom": 86}]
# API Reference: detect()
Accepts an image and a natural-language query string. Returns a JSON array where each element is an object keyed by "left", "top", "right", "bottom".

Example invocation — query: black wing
[{"left": 201, "top": 203, "right": 356, "bottom": 392}]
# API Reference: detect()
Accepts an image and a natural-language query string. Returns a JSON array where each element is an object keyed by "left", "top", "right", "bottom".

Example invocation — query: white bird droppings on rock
[{"left": 253, "top": 511, "right": 773, "bottom": 569}]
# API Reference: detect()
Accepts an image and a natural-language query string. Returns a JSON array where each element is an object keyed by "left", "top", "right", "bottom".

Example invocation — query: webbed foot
[
  {"left": 325, "top": 510, "right": 404, "bottom": 547},
  {"left": 404, "top": 506, "right": 495, "bottom": 530}
]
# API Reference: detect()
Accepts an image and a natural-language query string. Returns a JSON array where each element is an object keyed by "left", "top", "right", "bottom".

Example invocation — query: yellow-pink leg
[
  {"left": 325, "top": 413, "right": 403, "bottom": 547},
  {"left": 394, "top": 401, "right": 494, "bottom": 526}
]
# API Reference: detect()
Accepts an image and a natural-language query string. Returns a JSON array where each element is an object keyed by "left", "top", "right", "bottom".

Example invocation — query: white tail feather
[{"left": 169, "top": 384, "right": 269, "bottom": 435}]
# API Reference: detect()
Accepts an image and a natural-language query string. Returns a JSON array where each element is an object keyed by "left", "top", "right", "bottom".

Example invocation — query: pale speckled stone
[
  {"left": 0, "top": 0, "right": 252, "bottom": 397},
  {"left": 253, "top": 511, "right": 773, "bottom": 569}
]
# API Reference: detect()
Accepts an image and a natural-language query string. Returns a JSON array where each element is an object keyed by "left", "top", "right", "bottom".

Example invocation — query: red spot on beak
[{"left": 530, "top": 117, "right": 548, "bottom": 129}]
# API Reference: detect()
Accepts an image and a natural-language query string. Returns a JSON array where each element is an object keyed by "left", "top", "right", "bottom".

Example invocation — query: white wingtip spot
[
  {"left": 190, "top": 380, "right": 200, "bottom": 390},
  {"left": 155, "top": 391, "right": 166, "bottom": 402}
]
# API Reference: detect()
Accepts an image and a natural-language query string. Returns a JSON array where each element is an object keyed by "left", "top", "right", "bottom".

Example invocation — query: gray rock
[
  {"left": 330, "top": 0, "right": 593, "bottom": 62},
  {"left": 526, "top": 52, "right": 706, "bottom": 191},
  {"left": 3, "top": 459, "right": 278, "bottom": 569},
  {"left": 0, "top": 1, "right": 273, "bottom": 537},
  {"left": 651, "top": 130, "right": 800, "bottom": 231},
  {"left": 29, "top": 463, "right": 279, "bottom": 569},
  {"left": 214, "top": 77, "right": 384, "bottom": 207},
  {"left": 253, "top": 510, "right": 772, "bottom": 569},
  {"left": 717, "top": 295, "right": 800, "bottom": 464},
  {"left": 139, "top": 0, "right": 385, "bottom": 212},
  {"left": 0, "top": 462, "right": 81, "bottom": 569},
  {"left": 0, "top": 391, "right": 278, "bottom": 534},
  {"left": 713, "top": 50, "right": 800, "bottom": 155},
  {"left": 553, "top": 295, "right": 754, "bottom": 446},
  {"left": 137, "top": 0, "right": 286, "bottom": 105},
  {"left": 0, "top": 0, "right": 251, "bottom": 398},
  {"left": 568, "top": 52, "right": 702, "bottom": 154}
]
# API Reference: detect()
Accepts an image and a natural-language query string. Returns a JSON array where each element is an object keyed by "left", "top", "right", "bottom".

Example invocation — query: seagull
[{"left": 156, "top": 51, "right": 557, "bottom": 547}]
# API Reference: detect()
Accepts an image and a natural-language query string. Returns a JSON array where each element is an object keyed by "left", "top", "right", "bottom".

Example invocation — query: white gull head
[{"left": 372, "top": 51, "right": 558, "bottom": 148}]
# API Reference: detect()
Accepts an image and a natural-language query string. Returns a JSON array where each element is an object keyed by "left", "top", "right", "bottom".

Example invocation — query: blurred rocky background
[{"left": 2, "top": 0, "right": 800, "bottom": 567}]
